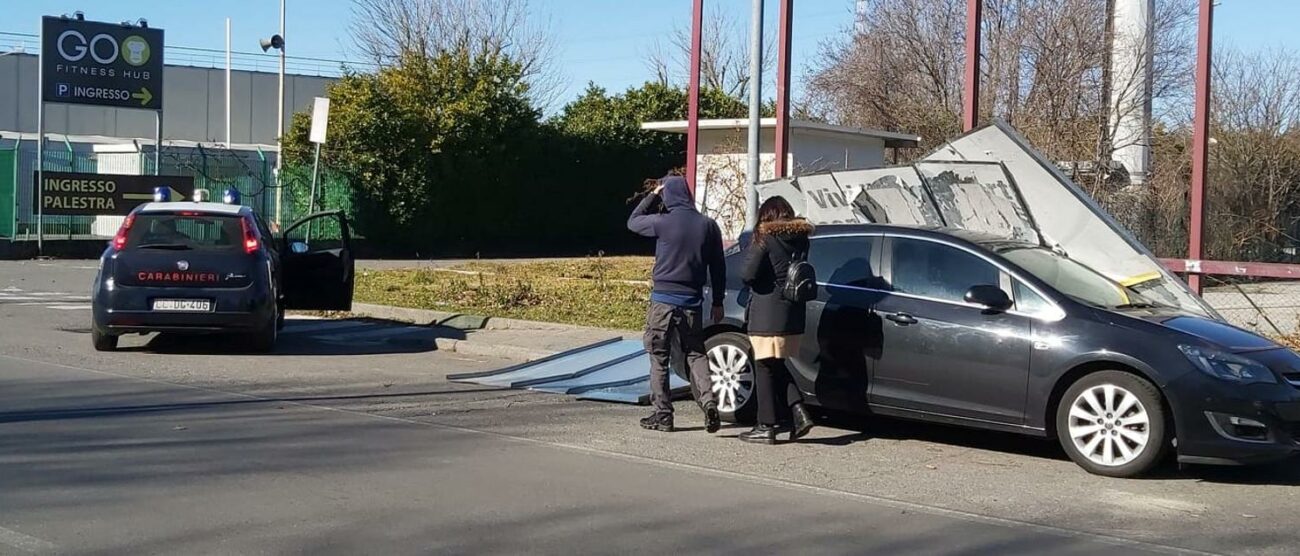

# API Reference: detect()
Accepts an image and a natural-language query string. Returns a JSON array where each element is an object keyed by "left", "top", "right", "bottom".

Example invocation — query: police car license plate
[{"left": 152, "top": 299, "right": 211, "bottom": 312}]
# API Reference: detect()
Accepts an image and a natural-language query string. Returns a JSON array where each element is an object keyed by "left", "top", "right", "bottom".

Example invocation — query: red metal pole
[
  {"left": 685, "top": 0, "right": 705, "bottom": 197},
  {"left": 962, "top": 0, "right": 983, "bottom": 131},
  {"left": 774, "top": 0, "right": 793, "bottom": 177},
  {"left": 1188, "top": 0, "right": 1213, "bottom": 294}
]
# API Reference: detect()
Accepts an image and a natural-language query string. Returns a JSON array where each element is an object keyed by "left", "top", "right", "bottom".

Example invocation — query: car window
[
  {"left": 810, "top": 235, "right": 881, "bottom": 289},
  {"left": 125, "top": 213, "right": 241, "bottom": 251},
  {"left": 253, "top": 215, "right": 276, "bottom": 252},
  {"left": 1014, "top": 280, "right": 1053, "bottom": 315},
  {"left": 1001, "top": 248, "right": 1131, "bottom": 308},
  {"left": 890, "top": 238, "right": 1000, "bottom": 302}
]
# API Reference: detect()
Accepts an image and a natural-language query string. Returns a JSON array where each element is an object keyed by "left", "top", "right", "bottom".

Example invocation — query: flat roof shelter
[{"left": 642, "top": 118, "right": 919, "bottom": 238}]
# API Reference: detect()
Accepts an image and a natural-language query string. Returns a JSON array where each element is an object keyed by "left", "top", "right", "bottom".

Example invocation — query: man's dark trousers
[{"left": 644, "top": 301, "right": 716, "bottom": 414}]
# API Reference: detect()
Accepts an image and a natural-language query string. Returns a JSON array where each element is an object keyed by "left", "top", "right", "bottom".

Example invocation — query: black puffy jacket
[{"left": 740, "top": 219, "right": 814, "bottom": 336}]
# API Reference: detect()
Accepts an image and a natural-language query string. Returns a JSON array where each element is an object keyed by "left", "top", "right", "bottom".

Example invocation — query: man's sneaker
[
  {"left": 639, "top": 412, "right": 674, "bottom": 432},
  {"left": 703, "top": 403, "right": 721, "bottom": 434}
]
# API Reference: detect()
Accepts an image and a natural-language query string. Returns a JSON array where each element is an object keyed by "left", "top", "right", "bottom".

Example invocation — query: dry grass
[{"left": 355, "top": 257, "right": 653, "bottom": 330}]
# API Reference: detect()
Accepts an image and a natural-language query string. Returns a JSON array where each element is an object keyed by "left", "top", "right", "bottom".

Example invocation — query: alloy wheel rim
[
  {"left": 707, "top": 343, "right": 753, "bottom": 413},
  {"left": 1067, "top": 384, "right": 1150, "bottom": 467}
]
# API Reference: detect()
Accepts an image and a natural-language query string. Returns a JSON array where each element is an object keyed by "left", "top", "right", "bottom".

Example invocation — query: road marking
[
  {"left": 0, "top": 288, "right": 90, "bottom": 311},
  {"left": 0, "top": 353, "right": 1220, "bottom": 556},
  {"left": 0, "top": 524, "right": 56, "bottom": 553}
]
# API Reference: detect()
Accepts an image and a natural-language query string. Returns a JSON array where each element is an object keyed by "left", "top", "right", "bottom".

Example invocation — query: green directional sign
[
  {"left": 34, "top": 172, "right": 193, "bottom": 215},
  {"left": 41, "top": 17, "right": 164, "bottom": 111},
  {"left": 131, "top": 87, "right": 153, "bottom": 106}
]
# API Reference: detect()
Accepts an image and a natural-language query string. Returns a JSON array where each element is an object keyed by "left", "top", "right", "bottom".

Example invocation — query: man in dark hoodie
[{"left": 628, "top": 175, "right": 725, "bottom": 434}]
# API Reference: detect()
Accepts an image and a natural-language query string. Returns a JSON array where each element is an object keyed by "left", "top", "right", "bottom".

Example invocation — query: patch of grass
[
  {"left": 456, "top": 256, "right": 653, "bottom": 283},
  {"left": 355, "top": 257, "right": 654, "bottom": 330}
]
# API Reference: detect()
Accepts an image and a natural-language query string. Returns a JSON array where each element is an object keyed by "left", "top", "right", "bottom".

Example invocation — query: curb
[
  {"left": 349, "top": 302, "right": 637, "bottom": 334},
  {"left": 432, "top": 337, "right": 554, "bottom": 361},
  {"left": 347, "top": 302, "right": 633, "bottom": 362}
]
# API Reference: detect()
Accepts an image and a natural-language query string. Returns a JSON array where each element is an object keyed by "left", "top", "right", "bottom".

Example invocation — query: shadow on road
[
  {"left": 800, "top": 409, "right": 1300, "bottom": 485},
  {"left": 65, "top": 318, "right": 463, "bottom": 356},
  {"left": 0, "top": 386, "right": 509, "bottom": 425}
]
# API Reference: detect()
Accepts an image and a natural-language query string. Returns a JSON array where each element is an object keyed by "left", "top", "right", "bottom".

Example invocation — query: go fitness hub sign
[{"left": 41, "top": 16, "right": 164, "bottom": 110}]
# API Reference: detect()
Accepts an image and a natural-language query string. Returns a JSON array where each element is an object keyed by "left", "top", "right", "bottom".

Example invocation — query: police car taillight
[
  {"left": 112, "top": 213, "right": 136, "bottom": 251},
  {"left": 240, "top": 216, "right": 260, "bottom": 254}
]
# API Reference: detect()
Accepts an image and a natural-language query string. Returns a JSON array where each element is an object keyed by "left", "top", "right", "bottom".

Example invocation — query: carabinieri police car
[{"left": 91, "top": 188, "right": 354, "bottom": 352}]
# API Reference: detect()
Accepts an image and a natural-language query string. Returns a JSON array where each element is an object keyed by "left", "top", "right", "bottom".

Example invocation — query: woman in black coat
[{"left": 738, "top": 196, "right": 816, "bottom": 444}]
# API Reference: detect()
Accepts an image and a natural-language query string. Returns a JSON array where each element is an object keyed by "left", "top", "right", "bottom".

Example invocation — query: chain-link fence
[
  {"left": 1197, "top": 275, "right": 1300, "bottom": 340},
  {"left": 0, "top": 138, "right": 354, "bottom": 242}
]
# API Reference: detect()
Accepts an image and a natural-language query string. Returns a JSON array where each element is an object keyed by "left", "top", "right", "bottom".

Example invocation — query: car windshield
[
  {"left": 125, "top": 213, "right": 242, "bottom": 251},
  {"left": 1000, "top": 247, "right": 1153, "bottom": 308}
]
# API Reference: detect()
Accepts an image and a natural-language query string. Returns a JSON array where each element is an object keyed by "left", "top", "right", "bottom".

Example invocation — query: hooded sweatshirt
[{"left": 627, "top": 176, "right": 726, "bottom": 308}]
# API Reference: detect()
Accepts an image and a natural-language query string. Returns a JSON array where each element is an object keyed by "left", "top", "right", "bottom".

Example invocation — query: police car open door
[{"left": 280, "top": 211, "right": 355, "bottom": 311}]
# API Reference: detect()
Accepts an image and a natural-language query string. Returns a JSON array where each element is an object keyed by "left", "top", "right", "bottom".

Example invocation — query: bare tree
[
  {"left": 349, "top": 0, "right": 559, "bottom": 104},
  {"left": 645, "top": 7, "right": 772, "bottom": 98},
  {"left": 804, "top": 0, "right": 1194, "bottom": 176}
]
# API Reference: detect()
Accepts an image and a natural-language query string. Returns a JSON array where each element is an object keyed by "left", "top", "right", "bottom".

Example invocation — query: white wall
[
  {"left": 0, "top": 53, "right": 332, "bottom": 145},
  {"left": 790, "top": 131, "right": 885, "bottom": 173},
  {"left": 689, "top": 126, "right": 887, "bottom": 239}
]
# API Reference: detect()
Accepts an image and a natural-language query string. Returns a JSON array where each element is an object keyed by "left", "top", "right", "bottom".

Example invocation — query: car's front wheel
[
  {"left": 704, "top": 332, "right": 756, "bottom": 424},
  {"left": 1056, "top": 371, "right": 1168, "bottom": 478}
]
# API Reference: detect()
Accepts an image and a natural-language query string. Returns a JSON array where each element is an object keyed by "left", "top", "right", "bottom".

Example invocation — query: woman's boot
[
  {"left": 738, "top": 424, "right": 778, "bottom": 445},
  {"left": 790, "top": 403, "right": 814, "bottom": 441}
]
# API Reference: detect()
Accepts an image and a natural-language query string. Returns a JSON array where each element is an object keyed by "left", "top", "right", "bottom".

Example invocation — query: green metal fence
[
  {"left": 0, "top": 144, "right": 14, "bottom": 238},
  {"left": 0, "top": 141, "right": 356, "bottom": 242}
]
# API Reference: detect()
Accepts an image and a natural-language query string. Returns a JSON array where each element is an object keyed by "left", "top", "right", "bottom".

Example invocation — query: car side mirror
[
  {"left": 290, "top": 241, "right": 309, "bottom": 254},
  {"left": 965, "top": 285, "right": 1012, "bottom": 312}
]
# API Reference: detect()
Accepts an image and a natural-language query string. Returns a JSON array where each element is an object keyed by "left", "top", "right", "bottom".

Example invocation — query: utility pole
[
  {"left": 745, "top": 0, "right": 764, "bottom": 229},
  {"left": 275, "top": 0, "right": 286, "bottom": 225}
]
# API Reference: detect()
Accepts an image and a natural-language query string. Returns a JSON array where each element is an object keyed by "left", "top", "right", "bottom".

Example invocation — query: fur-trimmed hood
[{"left": 758, "top": 218, "right": 815, "bottom": 238}]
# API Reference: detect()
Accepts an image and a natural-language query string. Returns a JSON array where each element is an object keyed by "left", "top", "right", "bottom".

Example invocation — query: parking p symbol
[{"left": 56, "top": 83, "right": 69, "bottom": 97}]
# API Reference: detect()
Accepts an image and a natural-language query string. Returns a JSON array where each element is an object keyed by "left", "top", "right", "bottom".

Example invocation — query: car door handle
[{"left": 885, "top": 312, "right": 917, "bottom": 325}]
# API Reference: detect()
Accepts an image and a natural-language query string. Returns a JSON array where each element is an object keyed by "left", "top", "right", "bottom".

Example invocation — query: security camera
[
  {"left": 74, "top": 11, "right": 85, "bottom": 20},
  {"left": 137, "top": 18, "right": 148, "bottom": 28}
]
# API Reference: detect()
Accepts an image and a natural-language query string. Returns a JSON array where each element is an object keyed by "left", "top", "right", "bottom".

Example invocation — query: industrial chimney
[
  {"left": 855, "top": 0, "right": 869, "bottom": 36},
  {"left": 1109, "top": 0, "right": 1154, "bottom": 185}
]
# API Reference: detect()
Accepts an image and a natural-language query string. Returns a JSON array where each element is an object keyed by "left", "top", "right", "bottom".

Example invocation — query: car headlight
[{"left": 1178, "top": 345, "right": 1277, "bottom": 384}]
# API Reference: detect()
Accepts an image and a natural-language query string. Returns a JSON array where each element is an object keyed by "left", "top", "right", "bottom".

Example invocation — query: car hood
[{"left": 1122, "top": 309, "right": 1281, "bottom": 353}]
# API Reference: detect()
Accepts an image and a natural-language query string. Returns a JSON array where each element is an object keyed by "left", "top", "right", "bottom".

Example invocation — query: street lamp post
[{"left": 260, "top": 1, "right": 286, "bottom": 225}]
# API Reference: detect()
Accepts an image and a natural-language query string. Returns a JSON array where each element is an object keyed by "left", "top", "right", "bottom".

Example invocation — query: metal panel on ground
[{"left": 447, "top": 338, "right": 688, "bottom": 405}]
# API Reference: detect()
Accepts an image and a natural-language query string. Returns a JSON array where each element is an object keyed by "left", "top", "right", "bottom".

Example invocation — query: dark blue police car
[{"left": 91, "top": 190, "right": 354, "bottom": 353}]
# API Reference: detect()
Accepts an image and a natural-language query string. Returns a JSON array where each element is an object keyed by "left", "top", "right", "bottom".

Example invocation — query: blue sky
[{"left": 4, "top": 0, "right": 1297, "bottom": 113}]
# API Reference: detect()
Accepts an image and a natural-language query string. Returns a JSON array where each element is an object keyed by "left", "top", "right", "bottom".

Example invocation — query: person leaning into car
[{"left": 738, "top": 196, "right": 816, "bottom": 444}]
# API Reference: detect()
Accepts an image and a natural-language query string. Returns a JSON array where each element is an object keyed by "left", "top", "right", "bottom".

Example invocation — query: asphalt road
[{"left": 1, "top": 260, "right": 1298, "bottom": 555}]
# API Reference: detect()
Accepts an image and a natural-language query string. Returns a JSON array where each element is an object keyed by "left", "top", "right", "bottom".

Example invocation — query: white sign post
[{"left": 306, "top": 97, "right": 330, "bottom": 240}]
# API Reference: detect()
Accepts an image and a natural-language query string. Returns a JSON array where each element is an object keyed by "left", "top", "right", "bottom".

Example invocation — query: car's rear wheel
[
  {"left": 91, "top": 327, "right": 118, "bottom": 352},
  {"left": 1056, "top": 371, "right": 1168, "bottom": 478},
  {"left": 247, "top": 315, "right": 278, "bottom": 353},
  {"left": 704, "top": 332, "right": 756, "bottom": 424}
]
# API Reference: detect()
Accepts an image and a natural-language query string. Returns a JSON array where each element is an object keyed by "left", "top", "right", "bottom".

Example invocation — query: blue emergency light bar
[
  {"left": 152, "top": 186, "right": 171, "bottom": 202},
  {"left": 222, "top": 188, "right": 241, "bottom": 205}
]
